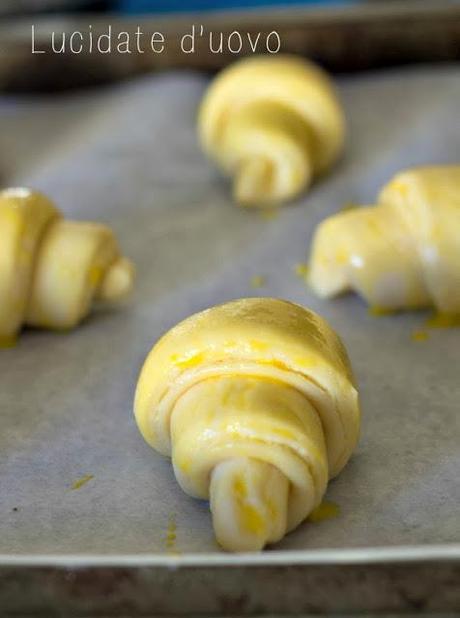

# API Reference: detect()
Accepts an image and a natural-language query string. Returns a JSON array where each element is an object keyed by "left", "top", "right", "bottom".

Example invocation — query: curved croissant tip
[
  {"left": 234, "top": 157, "right": 275, "bottom": 208},
  {"left": 210, "top": 457, "right": 288, "bottom": 552},
  {"left": 308, "top": 215, "right": 354, "bottom": 299},
  {"left": 234, "top": 156, "right": 312, "bottom": 208},
  {"left": 98, "top": 257, "right": 135, "bottom": 302}
]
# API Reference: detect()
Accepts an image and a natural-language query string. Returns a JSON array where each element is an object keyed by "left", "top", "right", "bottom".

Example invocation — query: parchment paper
[{"left": 0, "top": 65, "right": 459, "bottom": 556}]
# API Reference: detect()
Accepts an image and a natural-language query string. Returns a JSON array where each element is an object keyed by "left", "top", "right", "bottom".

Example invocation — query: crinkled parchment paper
[{"left": 0, "top": 65, "right": 459, "bottom": 555}]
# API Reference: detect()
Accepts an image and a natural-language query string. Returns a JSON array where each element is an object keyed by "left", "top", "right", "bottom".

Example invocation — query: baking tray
[
  {"left": 0, "top": 62, "right": 459, "bottom": 614},
  {"left": 1, "top": 0, "right": 460, "bottom": 91}
]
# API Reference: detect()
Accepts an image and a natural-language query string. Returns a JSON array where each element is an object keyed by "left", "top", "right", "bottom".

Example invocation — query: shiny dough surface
[
  {"left": 309, "top": 165, "right": 460, "bottom": 313},
  {"left": 0, "top": 188, "right": 135, "bottom": 342},
  {"left": 135, "top": 298, "right": 360, "bottom": 551},
  {"left": 198, "top": 55, "right": 345, "bottom": 207}
]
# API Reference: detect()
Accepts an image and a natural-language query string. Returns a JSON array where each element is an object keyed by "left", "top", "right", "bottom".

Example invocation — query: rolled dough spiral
[
  {"left": 198, "top": 55, "right": 345, "bottom": 208},
  {"left": 308, "top": 166, "right": 460, "bottom": 313},
  {"left": 134, "top": 298, "right": 360, "bottom": 551},
  {"left": 0, "top": 188, "right": 135, "bottom": 344}
]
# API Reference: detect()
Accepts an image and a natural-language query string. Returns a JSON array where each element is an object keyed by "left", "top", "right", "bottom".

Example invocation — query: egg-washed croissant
[
  {"left": 134, "top": 298, "right": 360, "bottom": 552},
  {"left": 0, "top": 188, "right": 135, "bottom": 345},
  {"left": 198, "top": 55, "right": 345, "bottom": 208},
  {"left": 308, "top": 166, "right": 460, "bottom": 313}
]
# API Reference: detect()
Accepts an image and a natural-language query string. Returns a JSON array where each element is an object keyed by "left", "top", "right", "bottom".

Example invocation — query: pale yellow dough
[
  {"left": 308, "top": 166, "right": 460, "bottom": 313},
  {"left": 134, "top": 298, "right": 360, "bottom": 552},
  {"left": 198, "top": 55, "right": 345, "bottom": 208},
  {"left": 0, "top": 188, "right": 135, "bottom": 343}
]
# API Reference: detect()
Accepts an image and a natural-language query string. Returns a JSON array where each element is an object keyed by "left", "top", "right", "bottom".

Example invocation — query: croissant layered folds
[
  {"left": 198, "top": 55, "right": 345, "bottom": 208},
  {"left": 135, "top": 298, "right": 360, "bottom": 551},
  {"left": 309, "top": 166, "right": 460, "bottom": 313},
  {"left": 0, "top": 188, "right": 134, "bottom": 344}
]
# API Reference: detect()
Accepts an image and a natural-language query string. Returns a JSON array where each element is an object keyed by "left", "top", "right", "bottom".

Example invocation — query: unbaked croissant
[
  {"left": 198, "top": 55, "right": 345, "bottom": 208},
  {"left": 134, "top": 298, "right": 360, "bottom": 552},
  {"left": 0, "top": 188, "right": 135, "bottom": 345},
  {"left": 308, "top": 166, "right": 460, "bottom": 313}
]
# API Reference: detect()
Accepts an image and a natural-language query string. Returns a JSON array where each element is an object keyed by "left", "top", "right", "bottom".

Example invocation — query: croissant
[
  {"left": 134, "top": 298, "right": 360, "bottom": 552},
  {"left": 308, "top": 166, "right": 460, "bottom": 313},
  {"left": 0, "top": 188, "right": 135, "bottom": 345},
  {"left": 198, "top": 55, "right": 345, "bottom": 208}
]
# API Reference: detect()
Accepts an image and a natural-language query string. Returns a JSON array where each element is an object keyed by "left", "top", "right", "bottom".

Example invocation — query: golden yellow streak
[
  {"left": 339, "top": 201, "right": 357, "bottom": 212},
  {"left": 0, "top": 336, "right": 17, "bottom": 349},
  {"left": 424, "top": 312, "right": 460, "bottom": 329},
  {"left": 259, "top": 208, "right": 279, "bottom": 221},
  {"left": 250, "top": 275, "right": 266, "bottom": 289},
  {"left": 368, "top": 305, "right": 398, "bottom": 317},
  {"left": 232, "top": 474, "right": 266, "bottom": 536},
  {"left": 240, "top": 503, "right": 266, "bottom": 535},
  {"left": 172, "top": 351, "right": 205, "bottom": 369},
  {"left": 71, "top": 474, "right": 94, "bottom": 490},
  {"left": 233, "top": 476, "right": 248, "bottom": 499},
  {"left": 89, "top": 265, "right": 104, "bottom": 287},
  {"left": 249, "top": 339, "right": 268, "bottom": 352},
  {"left": 308, "top": 500, "right": 340, "bottom": 523},
  {"left": 294, "top": 263, "right": 310, "bottom": 282},
  {"left": 166, "top": 515, "right": 177, "bottom": 551},
  {"left": 411, "top": 330, "right": 429, "bottom": 342}
]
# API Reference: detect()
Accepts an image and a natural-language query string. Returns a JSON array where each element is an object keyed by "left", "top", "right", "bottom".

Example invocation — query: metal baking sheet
[{"left": 0, "top": 63, "right": 459, "bottom": 614}]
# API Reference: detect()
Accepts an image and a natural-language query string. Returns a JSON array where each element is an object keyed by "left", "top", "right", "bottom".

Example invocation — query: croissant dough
[
  {"left": 134, "top": 298, "right": 360, "bottom": 551},
  {"left": 308, "top": 166, "right": 460, "bottom": 313},
  {"left": 0, "top": 188, "right": 134, "bottom": 344},
  {"left": 198, "top": 55, "right": 345, "bottom": 207}
]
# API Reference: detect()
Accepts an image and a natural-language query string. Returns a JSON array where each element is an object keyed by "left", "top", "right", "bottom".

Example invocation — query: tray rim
[
  {"left": 1, "top": 1, "right": 459, "bottom": 575},
  {"left": 2, "top": 544, "right": 460, "bottom": 568}
]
